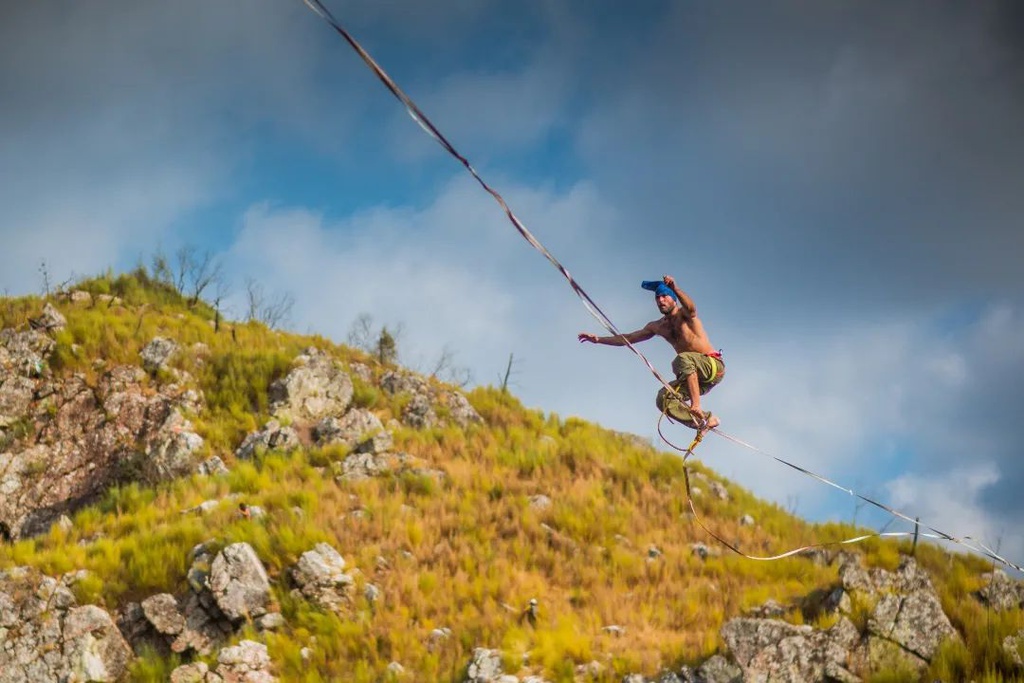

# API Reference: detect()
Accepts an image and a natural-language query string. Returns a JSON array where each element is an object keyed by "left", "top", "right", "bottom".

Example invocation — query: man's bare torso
[{"left": 648, "top": 311, "right": 716, "bottom": 355}]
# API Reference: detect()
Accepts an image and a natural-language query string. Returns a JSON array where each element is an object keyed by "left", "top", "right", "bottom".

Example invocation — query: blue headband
[{"left": 641, "top": 280, "right": 678, "bottom": 302}]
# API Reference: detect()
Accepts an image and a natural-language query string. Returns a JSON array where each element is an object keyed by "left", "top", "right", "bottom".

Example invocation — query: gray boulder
[
  {"left": 269, "top": 348, "right": 353, "bottom": 422},
  {"left": 867, "top": 589, "right": 958, "bottom": 664},
  {"left": 440, "top": 390, "right": 482, "bottom": 428},
  {"left": 464, "top": 648, "right": 516, "bottom": 682},
  {"left": 141, "top": 337, "right": 179, "bottom": 373},
  {"left": 402, "top": 393, "right": 437, "bottom": 429},
  {"left": 170, "top": 662, "right": 220, "bottom": 683},
  {"left": 141, "top": 593, "right": 187, "bottom": 637},
  {"left": 976, "top": 570, "right": 1024, "bottom": 611},
  {"left": 208, "top": 543, "right": 271, "bottom": 621},
  {"left": 1004, "top": 628, "right": 1024, "bottom": 667},
  {"left": 333, "top": 451, "right": 409, "bottom": 481},
  {"left": 144, "top": 409, "right": 205, "bottom": 481},
  {"left": 313, "top": 408, "right": 391, "bottom": 453},
  {"left": 215, "top": 639, "right": 277, "bottom": 682},
  {"left": 694, "top": 655, "right": 743, "bottom": 683},
  {"left": 720, "top": 616, "right": 860, "bottom": 683},
  {"left": 198, "top": 456, "right": 230, "bottom": 476},
  {"left": 235, "top": 419, "right": 300, "bottom": 459},
  {"left": 30, "top": 302, "right": 67, "bottom": 332},
  {"left": 380, "top": 370, "right": 481, "bottom": 429},
  {"left": 290, "top": 542, "right": 354, "bottom": 613}
]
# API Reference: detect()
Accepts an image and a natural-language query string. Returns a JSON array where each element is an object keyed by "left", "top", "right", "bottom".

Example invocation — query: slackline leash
[{"left": 658, "top": 413, "right": 1024, "bottom": 570}]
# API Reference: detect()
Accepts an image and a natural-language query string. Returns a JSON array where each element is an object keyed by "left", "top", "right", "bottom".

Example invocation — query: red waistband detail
[{"left": 705, "top": 351, "right": 723, "bottom": 359}]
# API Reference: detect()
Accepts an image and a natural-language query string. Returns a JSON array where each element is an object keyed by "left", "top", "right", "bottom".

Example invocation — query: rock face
[
  {"left": 1, "top": 331, "right": 205, "bottom": 539},
  {"left": 290, "top": 543, "right": 354, "bottom": 613},
  {"left": 269, "top": 348, "right": 353, "bottom": 422},
  {"left": 0, "top": 566, "right": 133, "bottom": 682}
]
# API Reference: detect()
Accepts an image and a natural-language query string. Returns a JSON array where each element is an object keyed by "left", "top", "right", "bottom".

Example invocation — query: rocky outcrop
[
  {"left": 0, "top": 329, "right": 54, "bottom": 427},
  {"left": 461, "top": 647, "right": 552, "bottom": 683},
  {"left": 0, "top": 566, "right": 133, "bottom": 682},
  {"left": 715, "top": 554, "right": 960, "bottom": 681},
  {"left": 691, "top": 655, "right": 744, "bottom": 682},
  {"left": 141, "top": 337, "right": 179, "bottom": 373},
  {"left": 235, "top": 420, "right": 300, "bottom": 460},
  {"left": 29, "top": 303, "right": 67, "bottom": 333},
  {"left": 313, "top": 408, "right": 391, "bottom": 453},
  {"left": 721, "top": 617, "right": 860, "bottom": 682},
  {"left": 381, "top": 370, "right": 481, "bottom": 429},
  {"left": 170, "top": 640, "right": 277, "bottom": 682},
  {"left": 289, "top": 543, "right": 354, "bottom": 613},
  {"left": 269, "top": 348, "right": 353, "bottom": 423},
  {"left": 217, "top": 639, "right": 277, "bottom": 682},
  {"left": 122, "top": 542, "right": 279, "bottom": 661},
  {"left": 134, "top": 588, "right": 233, "bottom": 657},
  {"left": 121, "top": 550, "right": 228, "bottom": 658},
  {"left": 976, "top": 570, "right": 1024, "bottom": 611},
  {"left": 464, "top": 648, "right": 508, "bottom": 682},
  {"left": 839, "top": 556, "right": 958, "bottom": 667},
  {"left": 1, "top": 333, "right": 205, "bottom": 539}
]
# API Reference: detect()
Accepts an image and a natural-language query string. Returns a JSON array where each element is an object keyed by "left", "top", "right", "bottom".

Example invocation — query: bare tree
[
  {"left": 179, "top": 247, "right": 225, "bottom": 307},
  {"left": 38, "top": 260, "right": 51, "bottom": 297},
  {"left": 173, "top": 246, "right": 191, "bottom": 294},
  {"left": 245, "top": 277, "right": 295, "bottom": 330},
  {"left": 430, "top": 344, "right": 473, "bottom": 388},
  {"left": 210, "top": 278, "right": 231, "bottom": 333},
  {"left": 499, "top": 352, "right": 519, "bottom": 393},
  {"left": 346, "top": 313, "right": 404, "bottom": 366},
  {"left": 346, "top": 313, "right": 376, "bottom": 352}
]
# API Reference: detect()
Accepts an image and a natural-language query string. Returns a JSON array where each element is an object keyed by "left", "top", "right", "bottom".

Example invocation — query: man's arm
[
  {"left": 578, "top": 324, "right": 656, "bottom": 346},
  {"left": 663, "top": 275, "right": 696, "bottom": 315}
]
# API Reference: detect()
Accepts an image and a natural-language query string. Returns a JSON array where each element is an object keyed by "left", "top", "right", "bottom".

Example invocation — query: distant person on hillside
[{"left": 577, "top": 275, "right": 724, "bottom": 430}]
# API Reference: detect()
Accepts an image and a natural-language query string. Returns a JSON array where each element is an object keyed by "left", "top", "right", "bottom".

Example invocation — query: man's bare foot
[{"left": 703, "top": 415, "right": 720, "bottom": 430}]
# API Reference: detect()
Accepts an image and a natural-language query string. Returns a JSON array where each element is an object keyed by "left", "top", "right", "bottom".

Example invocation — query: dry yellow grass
[{"left": 0, "top": 272, "right": 1020, "bottom": 682}]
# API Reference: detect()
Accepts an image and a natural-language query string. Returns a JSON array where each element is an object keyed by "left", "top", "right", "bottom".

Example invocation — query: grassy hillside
[{"left": 0, "top": 271, "right": 1019, "bottom": 682}]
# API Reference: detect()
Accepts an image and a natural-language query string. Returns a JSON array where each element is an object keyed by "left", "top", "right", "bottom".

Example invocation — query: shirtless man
[{"left": 578, "top": 275, "right": 724, "bottom": 429}]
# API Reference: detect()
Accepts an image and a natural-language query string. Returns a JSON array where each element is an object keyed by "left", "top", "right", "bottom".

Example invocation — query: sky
[{"left": 2, "top": 1, "right": 1023, "bottom": 566}]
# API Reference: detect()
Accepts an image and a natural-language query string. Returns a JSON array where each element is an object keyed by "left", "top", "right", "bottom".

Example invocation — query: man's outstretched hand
[
  {"left": 663, "top": 275, "right": 676, "bottom": 288},
  {"left": 578, "top": 333, "right": 598, "bottom": 343}
]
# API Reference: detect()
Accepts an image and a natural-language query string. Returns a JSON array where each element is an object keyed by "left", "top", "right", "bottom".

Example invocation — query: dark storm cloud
[
  {"left": 574, "top": 1, "right": 1024, "bottom": 318},
  {"left": 0, "top": 0, "right": 365, "bottom": 290}
]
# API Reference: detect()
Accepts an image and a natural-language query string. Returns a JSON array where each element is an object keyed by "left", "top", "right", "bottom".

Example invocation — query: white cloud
[
  {"left": 885, "top": 463, "right": 1017, "bottom": 563},
  {"left": 224, "top": 174, "right": 622, "bottom": 382}
]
